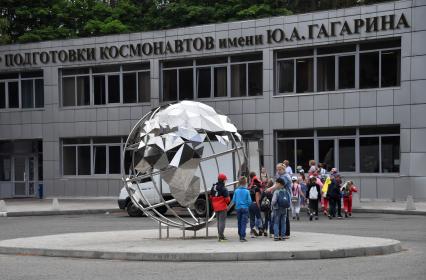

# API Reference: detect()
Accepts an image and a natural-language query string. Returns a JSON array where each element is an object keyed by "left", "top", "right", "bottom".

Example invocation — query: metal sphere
[{"left": 123, "top": 101, "right": 246, "bottom": 231}]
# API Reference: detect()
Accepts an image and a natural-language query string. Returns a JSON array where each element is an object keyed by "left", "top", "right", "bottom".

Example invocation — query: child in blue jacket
[{"left": 232, "top": 176, "right": 252, "bottom": 242}]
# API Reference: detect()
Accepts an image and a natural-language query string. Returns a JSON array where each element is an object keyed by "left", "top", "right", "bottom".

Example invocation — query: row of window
[
  {"left": 0, "top": 72, "right": 44, "bottom": 109},
  {"left": 277, "top": 39, "right": 401, "bottom": 94},
  {"left": 1, "top": 39, "right": 402, "bottom": 110},
  {"left": 276, "top": 126, "right": 400, "bottom": 174},
  {"left": 162, "top": 54, "right": 263, "bottom": 101},
  {"left": 61, "top": 64, "right": 151, "bottom": 107},
  {"left": 62, "top": 137, "right": 127, "bottom": 176}
]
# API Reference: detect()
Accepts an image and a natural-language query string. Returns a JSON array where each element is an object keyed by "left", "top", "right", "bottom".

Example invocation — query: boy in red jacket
[
  {"left": 210, "top": 173, "right": 231, "bottom": 241},
  {"left": 342, "top": 180, "right": 358, "bottom": 218}
]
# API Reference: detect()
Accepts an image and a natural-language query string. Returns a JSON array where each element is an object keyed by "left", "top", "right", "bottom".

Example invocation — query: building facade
[{"left": 0, "top": 0, "right": 425, "bottom": 200}]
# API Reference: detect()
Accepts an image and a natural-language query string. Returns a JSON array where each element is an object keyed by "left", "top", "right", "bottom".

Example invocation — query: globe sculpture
[{"left": 123, "top": 101, "right": 246, "bottom": 232}]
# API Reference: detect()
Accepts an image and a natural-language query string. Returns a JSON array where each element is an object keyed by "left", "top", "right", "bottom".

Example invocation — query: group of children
[{"left": 210, "top": 161, "right": 359, "bottom": 242}]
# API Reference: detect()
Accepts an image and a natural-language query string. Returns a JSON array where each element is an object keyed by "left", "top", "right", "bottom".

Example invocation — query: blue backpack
[{"left": 277, "top": 189, "right": 290, "bottom": 208}]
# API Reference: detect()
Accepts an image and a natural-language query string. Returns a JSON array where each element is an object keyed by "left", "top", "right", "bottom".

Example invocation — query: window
[
  {"left": 162, "top": 53, "right": 262, "bottom": 101},
  {"left": 62, "top": 137, "right": 124, "bottom": 176},
  {"left": 0, "top": 83, "right": 5, "bottom": 108},
  {"left": 0, "top": 71, "right": 44, "bottom": 109},
  {"left": 61, "top": 64, "right": 150, "bottom": 107},
  {"left": 0, "top": 156, "right": 11, "bottom": 181},
  {"left": 8, "top": 82, "right": 19, "bottom": 108},
  {"left": 275, "top": 39, "right": 400, "bottom": 95},
  {"left": 275, "top": 126, "right": 399, "bottom": 174}
]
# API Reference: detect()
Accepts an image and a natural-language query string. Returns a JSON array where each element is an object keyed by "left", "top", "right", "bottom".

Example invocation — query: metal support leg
[
  {"left": 166, "top": 225, "right": 169, "bottom": 239},
  {"left": 159, "top": 222, "right": 162, "bottom": 239},
  {"left": 182, "top": 223, "right": 185, "bottom": 239}
]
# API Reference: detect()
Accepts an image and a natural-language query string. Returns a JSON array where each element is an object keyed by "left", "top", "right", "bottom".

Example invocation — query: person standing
[
  {"left": 271, "top": 178, "right": 290, "bottom": 241},
  {"left": 306, "top": 176, "right": 321, "bottom": 221},
  {"left": 342, "top": 180, "right": 358, "bottom": 218},
  {"left": 283, "top": 160, "right": 293, "bottom": 175},
  {"left": 232, "top": 176, "right": 252, "bottom": 242},
  {"left": 260, "top": 167, "right": 269, "bottom": 182},
  {"left": 248, "top": 172, "right": 263, "bottom": 237},
  {"left": 260, "top": 179, "right": 274, "bottom": 237},
  {"left": 210, "top": 173, "right": 231, "bottom": 242},
  {"left": 290, "top": 176, "right": 305, "bottom": 221},
  {"left": 327, "top": 174, "right": 343, "bottom": 219}
]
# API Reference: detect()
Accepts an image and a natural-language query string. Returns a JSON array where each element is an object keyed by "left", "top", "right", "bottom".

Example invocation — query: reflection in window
[
  {"left": 278, "top": 60, "right": 294, "bottom": 93},
  {"left": 319, "top": 140, "right": 334, "bottom": 171},
  {"left": 381, "top": 136, "right": 400, "bottom": 173},
  {"left": 317, "top": 56, "right": 335, "bottom": 92},
  {"left": 163, "top": 69, "right": 177, "bottom": 101},
  {"left": 338, "top": 55, "right": 355, "bottom": 89},
  {"left": 197, "top": 67, "right": 211, "bottom": 98},
  {"left": 8, "top": 82, "right": 19, "bottom": 108},
  {"left": 248, "top": 63, "right": 262, "bottom": 96},
  {"left": 360, "top": 137, "right": 379, "bottom": 173},
  {"left": 296, "top": 58, "right": 313, "bottom": 93},
  {"left": 231, "top": 64, "right": 246, "bottom": 97},
  {"left": 339, "top": 139, "right": 355, "bottom": 172},
  {"left": 179, "top": 68, "right": 194, "bottom": 100},
  {"left": 214, "top": 67, "right": 227, "bottom": 97},
  {"left": 277, "top": 139, "right": 295, "bottom": 171},
  {"left": 381, "top": 50, "right": 401, "bottom": 87},
  {"left": 296, "top": 139, "right": 314, "bottom": 172},
  {"left": 360, "top": 52, "right": 379, "bottom": 89}
]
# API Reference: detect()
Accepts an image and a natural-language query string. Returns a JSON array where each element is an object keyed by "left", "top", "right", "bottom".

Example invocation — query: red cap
[{"left": 218, "top": 173, "right": 227, "bottom": 181}]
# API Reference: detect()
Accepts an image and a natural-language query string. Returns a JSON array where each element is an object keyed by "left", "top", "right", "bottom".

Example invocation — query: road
[{"left": 0, "top": 212, "right": 425, "bottom": 280}]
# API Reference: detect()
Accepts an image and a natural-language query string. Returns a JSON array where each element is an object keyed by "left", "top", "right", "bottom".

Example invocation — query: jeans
[
  {"left": 236, "top": 208, "right": 249, "bottom": 239},
  {"left": 262, "top": 210, "right": 273, "bottom": 233},
  {"left": 273, "top": 209, "right": 287, "bottom": 238},
  {"left": 291, "top": 199, "right": 301, "bottom": 217},
  {"left": 249, "top": 203, "right": 263, "bottom": 231},
  {"left": 216, "top": 210, "right": 227, "bottom": 238},
  {"left": 329, "top": 197, "right": 342, "bottom": 217}
]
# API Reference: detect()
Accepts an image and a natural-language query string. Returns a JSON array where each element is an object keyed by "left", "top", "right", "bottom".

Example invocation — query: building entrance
[{"left": 13, "top": 155, "right": 36, "bottom": 197}]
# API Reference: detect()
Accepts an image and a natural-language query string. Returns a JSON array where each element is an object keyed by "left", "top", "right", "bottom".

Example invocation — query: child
[
  {"left": 260, "top": 179, "right": 274, "bottom": 237},
  {"left": 306, "top": 175, "right": 321, "bottom": 221},
  {"left": 210, "top": 173, "right": 231, "bottom": 242},
  {"left": 232, "top": 176, "right": 252, "bottom": 242},
  {"left": 341, "top": 180, "right": 358, "bottom": 218},
  {"left": 322, "top": 176, "right": 331, "bottom": 215},
  {"left": 248, "top": 172, "right": 263, "bottom": 237},
  {"left": 290, "top": 176, "right": 305, "bottom": 221},
  {"left": 271, "top": 177, "right": 290, "bottom": 241}
]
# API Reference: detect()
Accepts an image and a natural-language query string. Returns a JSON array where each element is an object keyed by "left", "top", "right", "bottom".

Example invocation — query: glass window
[
  {"left": 138, "top": 72, "right": 150, "bottom": 102},
  {"left": 381, "top": 136, "right": 399, "bottom": 173},
  {"left": 296, "top": 139, "right": 314, "bottom": 172},
  {"left": 197, "top": 67, "right": 211, "bottom": 98},
  {"left": 318, "top": 140, "right": 334, "bottom": 171},
  {"left": 338, "top": 55, "right": 355, "bottom": 89},
  {"left": 163, "top": 69, "right": 177, "bottom": 101},
  {"left": 108, "top": 75, "right": 120, "bottom": 103},
  {"left": 296, "top": 58, "right": 313, "bottom": 93},
  {"left": 381, "top": 50, "right": 400, "bottom": 87},
  {"left": 21, "top": 80, "right": 34, "bottom": 108},
  {"left": 339, "top": 139, "right": 355, "bottom": 172},
  {"left": 278, "top": 60, "right": 294, "bottom": 93},
  {"left": 77, "top": 146, "right": 91, "bottom": 175},
  {"left": 179, "top": 68, "right": 194, "bottom": 100},
  {"left": 35, "top": 79, "right": 44, "bottom": 108},
  {"left": 0, "top": 156, "right": 11, "bottom": 181},
  {"left": 317, "top": 56, "right": 335, "bottom": 92},
  {"left": 360, "top": 52, "right": 379, "bottom": 89},
  {"left": 109, "top": 146, "right": 121, "bottom": 174},
  {"left": 214, "top": 67, "right": 227, "bottom": 97},
  {"left": 0, "top": 83, "right": 5, "bottom": 108},
  {"left": 8, "top": 82, "right": 19, "bottom": 108},
  {"left": 93, "top": 76, "right": 106, "bottom": 105},
  {"left": 123, "top": 73, "right": 137, "bottom": 103},
  {"left": 94, "top": 146, "right": 106, "bottom": 174},
  {"left": 63, "top": 146, "right": 76, "bottom": 175},
  {"left": 248, "top": 63, "right": 262, "bottom": 96},
  {"left": 360, "top": 137, "right": 379, "bottom": 173},
  {"left": 277, "top": 139, "right": 295, "bottom": 171},
  {"left": 231, "top": 64, "right": 246, "bottom": 97},
  {"left": 76, "top": 76, "right": 90, "bottom": 106}
]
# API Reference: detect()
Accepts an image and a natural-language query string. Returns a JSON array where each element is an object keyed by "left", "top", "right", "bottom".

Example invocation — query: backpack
[
  {"left": 260, "top": 193, "right": 271, "bottom": 211},
  {"left": 277, "top": 189, "right": 290, "bottom": 208},
  {"left": 309, "top": 185, "right": 319, "bottom": 200}
]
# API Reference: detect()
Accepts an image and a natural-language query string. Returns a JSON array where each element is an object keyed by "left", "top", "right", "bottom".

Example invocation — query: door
[{"left": 13, "top": 156, "right": 36, "bottom": 197}]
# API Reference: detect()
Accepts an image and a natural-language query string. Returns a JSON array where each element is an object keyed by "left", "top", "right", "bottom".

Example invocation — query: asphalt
[
  {"left": 0, "top": 197, "right": 425, "bottom": 217},
  {"left": 0, "top": 228, "right": 401, "bottom": 262}
]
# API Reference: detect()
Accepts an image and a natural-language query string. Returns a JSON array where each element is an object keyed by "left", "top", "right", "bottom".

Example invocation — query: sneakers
[
  {"left": 240, "top": 238, "right": 247, "bottom": 242},
  {"left": 250, "top": 229, "right": 258, "bottom": 238},
  {"left": 337, "top": 215, "right": 343, "bottom": 219},
  {"left": 309, "top": 215, "right": 313, "bottom": 221},
  {"left": 345, "top": 212, "right": 348, "bottom": 218},
  {"left": 274, "top": 237, "right": 280, "bottom": 241},
  {"left": 315, "top": 216, "right": 319, "bottom": 220},
  {"left": 328, "top": 215, "right": 332, "bottom": 220},
  {"left": 269, "top": 234, "right": 273, "bottom": 238},
  {"left": 349, "top": 213, "right": 352, "bottom": 217},
  {"left": 292, "top": 216, "right": 296, "bottom": 220},
  {"left": 296, "top": 215, "right": 300, "bottom": 221},
  {"left": 263, "top": 231, "right": 268, "bottom": 237}
]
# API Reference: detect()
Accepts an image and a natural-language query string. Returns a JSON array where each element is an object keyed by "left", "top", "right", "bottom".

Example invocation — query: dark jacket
[
  {"left": 326, "top": 179, "right": 341, "bottom": 200},
  {"left": 210, "top": 181, "right": 230, "bottom": 212}
]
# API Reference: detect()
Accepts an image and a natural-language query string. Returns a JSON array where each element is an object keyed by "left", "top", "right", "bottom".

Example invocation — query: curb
[
  {"left": 0, "top": 241, "right": 402, "bottom": 262},
  {"left": 352, "top": 208, "right": 426, "bottom": 216},
  {"left": 3, "top": 208, "right": 122, "bottom": 217}
]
